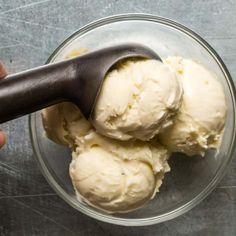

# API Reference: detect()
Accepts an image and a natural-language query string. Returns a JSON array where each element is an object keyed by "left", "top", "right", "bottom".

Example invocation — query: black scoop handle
[{"left": 0, "top": 60, "right": 76, "bottom": 124}]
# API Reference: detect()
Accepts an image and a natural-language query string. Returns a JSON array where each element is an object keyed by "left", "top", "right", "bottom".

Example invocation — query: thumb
[{"left": 0, "top": 131, "right": 6, "bottom": 148}]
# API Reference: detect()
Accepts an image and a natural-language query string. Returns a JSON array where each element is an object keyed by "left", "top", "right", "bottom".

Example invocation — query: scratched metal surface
[{"left": 0, "top": 0, "right": 235, "bottom": 235}]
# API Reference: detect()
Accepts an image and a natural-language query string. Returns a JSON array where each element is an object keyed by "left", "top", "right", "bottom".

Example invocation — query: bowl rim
[{"left": 29, "top": 13, "right": 236, "bottom": 226}]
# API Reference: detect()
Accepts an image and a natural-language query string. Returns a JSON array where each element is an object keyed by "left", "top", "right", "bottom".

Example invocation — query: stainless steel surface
[{"left": 0, "top": 0, "right": 236, "bottom": 235}]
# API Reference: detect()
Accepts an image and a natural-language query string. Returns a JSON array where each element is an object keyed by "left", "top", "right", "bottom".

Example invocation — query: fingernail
[{"left": 0, "top": 62, "right": 7, "bottom": 79}]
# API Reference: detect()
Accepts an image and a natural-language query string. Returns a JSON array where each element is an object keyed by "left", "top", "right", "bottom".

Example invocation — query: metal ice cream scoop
[{"left": 0, "top": 44, "right": 161, "bottom": 123}]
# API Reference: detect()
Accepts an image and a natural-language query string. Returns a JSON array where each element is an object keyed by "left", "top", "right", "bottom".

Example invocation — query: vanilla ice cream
[
  {"left": 159, "top": 57, "right": 227, "bottom": 156},
  {"left": 42, "top": 98, "right": 170, "bottom": 213},
  {"left": 42, "top": 102, "right": 91, "bottom": 147},
  {"left": 42, "top": 47, "right": 227, "bottom": 214},
  {"left": 69, "top": 131, "right": 170, "bottom": 213},
  {"left": 92, "top": 59, "right": 183, "bottom": 141}
]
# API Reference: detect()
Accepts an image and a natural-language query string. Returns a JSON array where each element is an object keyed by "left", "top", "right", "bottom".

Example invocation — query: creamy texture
[
  {"left": 92, "top": 59, "right": 183, "bottom": 141},
  {"left": 42, "top": 48, "right": 226, "bottom": 213},
  {"left": 42, "top": 102, "right": 91, "bottom": 147},
  {"left": 42, "top": 50, "right": 172, "bottom": 213},
  {"left": 159, "top": 57, "right": 227, "bottom": 156},
  {"left": 70, "top": 131, "right": 170, "bottom": 213}
]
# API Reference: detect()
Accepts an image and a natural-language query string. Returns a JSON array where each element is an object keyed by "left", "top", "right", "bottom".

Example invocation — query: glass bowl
[{"left": 29, "top": 14, "right": 236, "bottom": 226}]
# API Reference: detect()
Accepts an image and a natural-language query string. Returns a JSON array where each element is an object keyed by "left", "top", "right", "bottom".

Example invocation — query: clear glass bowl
[{"left": 29, "top": 14, "right": 236, "bottom": 226}]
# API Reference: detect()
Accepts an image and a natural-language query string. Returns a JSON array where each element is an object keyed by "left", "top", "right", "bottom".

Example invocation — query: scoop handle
[{"left": 0, "top": 60, "right": 77, "bottom": 124}]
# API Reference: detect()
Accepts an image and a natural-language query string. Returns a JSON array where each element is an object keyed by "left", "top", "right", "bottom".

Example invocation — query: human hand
[{"left": 0, "top": 62, "right": 7, "bottom": 148}]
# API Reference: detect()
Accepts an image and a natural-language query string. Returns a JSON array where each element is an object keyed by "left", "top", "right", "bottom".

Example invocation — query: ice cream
[
  {"left": 69, "top": 131, "right": 170, "bottom": 213},
  {"left": 42, "top": 102, "right": 91, "bottom": 147},
  {"left": 92, "top": 59, "right": 183, "bottom": 141},
  {"left": 43, "top": 53, "right": 183, "bottom": 143},
  {"left": 159, "top": 57, "right": 227, "bottom": 156},
  {"left": 42, "top": 47, "right": 227, "bottom": 214},
  {"left": 42, "top": 97, "right": 170, "bottom": 213}
]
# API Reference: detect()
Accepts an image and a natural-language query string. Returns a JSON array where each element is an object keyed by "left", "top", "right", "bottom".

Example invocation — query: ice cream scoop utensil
[{"left": 0, "top": 44, "right": 160, "bottom": 123}]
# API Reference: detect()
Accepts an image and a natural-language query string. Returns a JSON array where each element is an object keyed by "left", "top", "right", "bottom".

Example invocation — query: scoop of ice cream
[
  {"left": 42, "top": 102, "right": 91, "bottom": 147},
  {"left": 159, "top": 57, "right": 227, "bottom": 156},
  {"left": 69, "top": 131, "right": 170, "bottom": 213},
  {"left": 92, "top": 59, "right": 183, "bottom": 141}
]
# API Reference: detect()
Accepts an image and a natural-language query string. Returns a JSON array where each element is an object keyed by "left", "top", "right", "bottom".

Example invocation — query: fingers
[
  {"left": 0, "top": 62, "right": 7, "bottom": 148},
  {"left": 0, "top": 131, "right": 6, "bottom": 148},
  {"left": 0, "top": 61, "right": 7, "bottom": 79}
]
